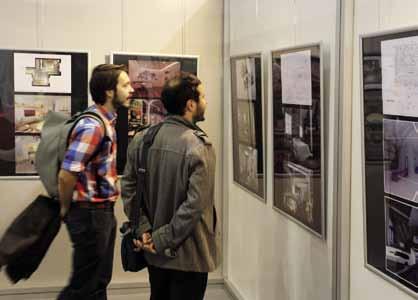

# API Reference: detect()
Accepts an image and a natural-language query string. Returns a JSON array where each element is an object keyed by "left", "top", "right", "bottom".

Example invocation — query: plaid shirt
[{"left": 61, "top": 105, "right": 119, "bottom": 202}]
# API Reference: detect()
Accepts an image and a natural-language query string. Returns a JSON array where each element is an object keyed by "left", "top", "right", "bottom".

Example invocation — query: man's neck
[
  {"left": 101, "top": 101, "right": 115, "bottom": 113},
  {"left": 182, "top": 113, "right": 194, "bottom": 124}
]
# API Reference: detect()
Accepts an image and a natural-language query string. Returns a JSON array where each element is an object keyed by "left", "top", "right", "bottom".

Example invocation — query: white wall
[
  {"left": 0, "top": 0, "right": 223, "bottom": 292},
  {"left": 224, "top": 0, "right": 339, "bottom": 299},
  {"left": 350, "top": 1, "right": 418, "bottom": 299}
]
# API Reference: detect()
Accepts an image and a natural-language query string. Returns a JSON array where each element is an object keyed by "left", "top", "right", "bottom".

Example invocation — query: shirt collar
[{"left": 92, "top": 104, "right": 117, "bottom": 125}]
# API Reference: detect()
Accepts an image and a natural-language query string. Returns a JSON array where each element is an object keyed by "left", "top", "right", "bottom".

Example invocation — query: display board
[
  {"left": 271, "top": 43, "right": 325, "bottom": 238},
  {"left": 111, "top": 53, "right": 199, "bottom": 174},
  {"left": 230, "top": 53, "right": 265, "bottom": 199},
  {"left": 0, "top": 49, "right": 89, "bottom": 177},
  {"left": 361, "top": 27, "right": 418, "bottom": 296}
]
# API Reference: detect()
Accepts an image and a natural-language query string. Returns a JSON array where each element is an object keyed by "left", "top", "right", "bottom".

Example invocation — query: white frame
[
  {"left": 229, "top": 52, "right": 266, "bottom": 203},
  {"left": 0, "top": 48, "right": 91, "bottom": 181},
  {"left": 360, "top": 25, "right": 418, "bottom": 298},
  {"left": 270, "top": 42, "right": 326, "bottom": 240}
]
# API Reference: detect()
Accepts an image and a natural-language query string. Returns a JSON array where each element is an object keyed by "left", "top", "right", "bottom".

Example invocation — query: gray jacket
[{"left": 121, "top": 116, "right": 220, "bottom": 272}]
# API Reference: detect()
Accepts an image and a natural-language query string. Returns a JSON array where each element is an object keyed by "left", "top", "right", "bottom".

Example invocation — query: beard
[
  {"left": 193, "top": 108, "right": 205, "bottom": 123},
  {"left": 112, "top": 92, "right": 128, "bottom": 110}
]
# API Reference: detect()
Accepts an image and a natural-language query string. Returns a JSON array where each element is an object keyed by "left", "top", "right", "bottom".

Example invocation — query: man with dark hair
[
  {"left": 122, "top": 72, "right": 220, "bottom": 300},
  {"left": 57, "top": 64, "right": 133, "bottom": 300}
]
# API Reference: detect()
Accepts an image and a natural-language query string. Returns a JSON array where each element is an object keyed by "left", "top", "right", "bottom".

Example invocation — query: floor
[{"left": 0, "top": 284, "right": 235, "bottom": 300}]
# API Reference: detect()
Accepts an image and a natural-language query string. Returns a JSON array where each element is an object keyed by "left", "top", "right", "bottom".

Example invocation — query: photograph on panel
[
  {"left": 385, "top": 197, "right": 418, "bottom": 287},
  {"left": 15, "top": 135, "right": 40, "bottom": 174},
  {"left": 272, "top": 44, "right": 323, "bottom": 236},
  {"left": 236, "top": 100, "right": 256, "bottom": 145},
  {"left": 128, "top": 98, "right": 166, "bottom": 137},
  {"left": 14, "top": 95, "right": 71, "bottom": 135},
  {"left": 235, "top": 57, "right": 256, "bottom": 100},
  {"left": 238, "top": 144, "right": 258, "bottom": 191},
  {"left": 363, "top": 55, "right": 382, "bottom": 90},
  {"left": 383, "top": 119, "right": 418, "bottom": 203},
  {"left": 128, "top": 60, "right": 181, "bottom": 99},
  {"left": 14, "top": 52, "right": 72, "bottom": 94},
  {"left": 381, "top": 36, "right": 418, "bottom": 118},
  {"left": 363, "top": 90, "right": 383, "bottom": 162},
  {"left": 273, "top": 106, "right": 321, "bottom": 228},
  {"left": 230, "top": 54, "right": 264, "bottom": 199}
]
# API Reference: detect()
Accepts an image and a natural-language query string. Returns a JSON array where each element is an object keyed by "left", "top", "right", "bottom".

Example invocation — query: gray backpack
[{"left": 35, "top": 110, "right": 107, "bottom": 200}]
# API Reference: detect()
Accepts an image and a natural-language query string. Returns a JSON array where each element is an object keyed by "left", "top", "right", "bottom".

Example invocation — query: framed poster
[
  {"left": 0, "top": 49, "right": 89, "bottom": 177},
  {"left": 361, "top": 27, "right": 418, "bottom": 296},
  {"left": 110, "top": 52, "right": 199, "bottom": 174},
  {"left": 230, "top": 53, "right": 265, "bottom": 200},
  {"left": 271, "top": 43, "right": 325, "bottom": 238}
]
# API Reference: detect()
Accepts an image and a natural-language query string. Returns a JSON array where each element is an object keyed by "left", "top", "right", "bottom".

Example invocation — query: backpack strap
[
  {"left": 130, "top": 122, "right": 165, "bottom": 238},
  {"left": 66, "top": 111, "right": 110, "bottom": 165}
]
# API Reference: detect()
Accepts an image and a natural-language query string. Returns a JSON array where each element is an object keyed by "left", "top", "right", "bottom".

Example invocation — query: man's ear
[
  {"left": 185, "top": 99, "right": 195, "bottom": 112},
  {"left": 105, "top": 89, "right": 114, "bottom": 101}
]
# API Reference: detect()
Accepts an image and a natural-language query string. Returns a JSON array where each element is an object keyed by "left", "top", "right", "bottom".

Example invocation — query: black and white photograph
[
  {"left": 14, "top": 52, "right": 72, "bottom": 94},
  {"left": 361, "top": 28, "right": 418, "bottom": 295},
  {"left": 235, "top": 57, "right": 256, "bottom": 100},
  {"left": 363, "top": 55, "right": 382, "bottom": 90},
  {"left": 272, "top": 44, "right": 324, "bottom": 237},
  {"left": 14, "top": 95, "right": 71, "bottom": 135},
  {"left": 14, "top": 135, "right": 40, "bottom": 174},
  {"left": 238, "top": 144, "right": 258, "bottom": 192},
  {"left": 236, "top": 100, "right": 256, "bottom": 145},
  {"left": 230, "top": 53, "right": 265, "bottom": 199},
  {"left": 111, "top": 53, "right": 199, "bottom": 174},
  {"left": 384, "top": 119, "right": 418, "bottom": 202},
  {"left": 385, "top": 197, "right": 418, "bottom": 287}
]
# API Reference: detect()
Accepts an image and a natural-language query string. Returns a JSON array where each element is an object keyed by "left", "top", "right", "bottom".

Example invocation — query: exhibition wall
[
  {"left": 0, "top": 0, "right": 223, "bottom": 292},
  {"left": 224, "top": 0, "right": 339, "bottom": 299},
  {"left": 351, "top": 1, "right": 418, "bottom": 299}
]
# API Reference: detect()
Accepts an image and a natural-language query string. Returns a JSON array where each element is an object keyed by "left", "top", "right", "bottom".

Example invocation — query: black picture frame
[
  {"left": 361, "top": 27, "right": 418, "bottom": 296},
  {"left": 271, "top": 43, "right": 325, "bottom": 239},
  {"left": 230, "top": 53, "right": 265, "bottom": 200},
  {"left": 110, "top": 52, "right": 199, "bottom": 174},
  {"left": 0, "top": 49, "right": 89, "bottom": 177}
]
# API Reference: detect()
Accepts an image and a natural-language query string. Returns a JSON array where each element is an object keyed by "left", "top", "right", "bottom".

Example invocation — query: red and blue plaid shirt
[{"left": 61, "top": 105, "right": 119, "bottom": 203}]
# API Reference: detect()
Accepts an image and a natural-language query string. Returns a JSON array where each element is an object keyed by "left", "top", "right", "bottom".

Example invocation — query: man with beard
[
  {"left": 57, "top": 64, "right": 133, "bottom": 300},
  {"left": 122, "top": 72, "right": 220, "bottom": 300}
]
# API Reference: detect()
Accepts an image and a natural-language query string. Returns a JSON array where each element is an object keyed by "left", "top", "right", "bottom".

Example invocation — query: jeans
[
  {"left": 148, "top": 265, "right": 208, "bottom": 300},
  {"left": 57, "top": 205, "right": 116, "bottom": 300}
]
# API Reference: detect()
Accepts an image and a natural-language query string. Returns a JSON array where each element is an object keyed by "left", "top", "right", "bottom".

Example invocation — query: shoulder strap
[
  {"left": 67, "top": 111, "right": 109, "bottom": 164},
  {"left": 130, "top": 122, "right": 165, "bottom": 236}
]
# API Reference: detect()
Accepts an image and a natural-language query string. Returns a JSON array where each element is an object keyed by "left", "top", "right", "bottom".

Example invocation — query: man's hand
[
  {"left": 58, "top": 169, "right": 77, "bottom": 221},
  {"left": 132, "top": 232, "right": 157, "bottom": 254}
]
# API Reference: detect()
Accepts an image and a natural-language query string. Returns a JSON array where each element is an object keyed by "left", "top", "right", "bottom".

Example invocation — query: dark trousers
[
  {"left": 57, "top": 205, "right": 116, "bottom": 300},
  {"left": 148, "top": 265, "right": 208, "bottom": 300}
]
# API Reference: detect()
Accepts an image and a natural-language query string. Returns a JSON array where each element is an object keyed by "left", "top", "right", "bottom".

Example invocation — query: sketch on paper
[
  {"left": 235, "top": 58, "right": 256, "bottom": 100},
  {"left": 281, "top": 50, "right": 312, "bottom": 106},
  {"left": 385, "top": 197, "right": 418, "bottom": 287},
  {"left": 14, "top": 95, "right": 71, "bottom": 135},
  {"left": 384, "top": 119, "right": 418, "bottom": 202},
  {"left": 14, "top": 52, "right": 72, "bottom": 93},
  {"left": 382, "top": 36, "right": 418, "bottom": 117}
]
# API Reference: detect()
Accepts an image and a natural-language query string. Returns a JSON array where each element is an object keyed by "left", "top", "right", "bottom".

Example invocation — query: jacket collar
[{"left": 164, "top": 115, "right": 207, "bottom": 136}]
